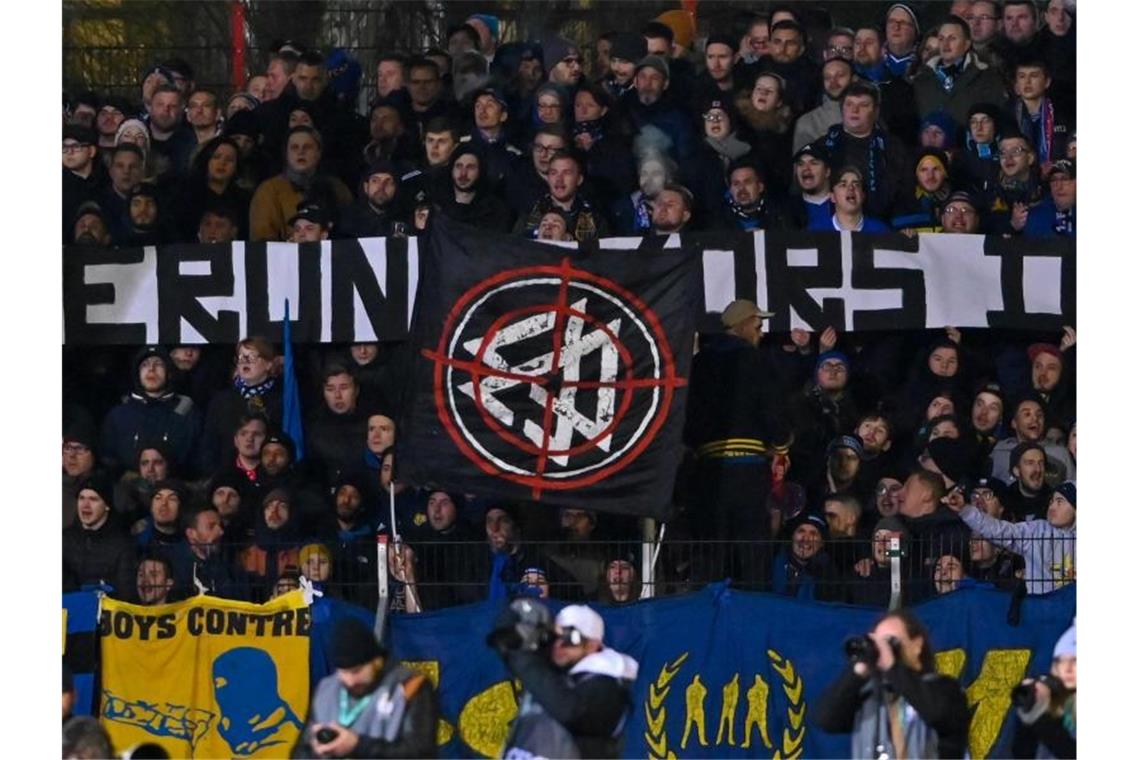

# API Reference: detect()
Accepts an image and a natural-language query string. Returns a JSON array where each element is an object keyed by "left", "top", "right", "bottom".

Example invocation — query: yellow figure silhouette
[
  {"left": 680, "top": 674, "right": 709, "bottom": 748},
  {"left": 742, "top": 674, "right": 773, "bottom": 749},
  {"left": 716, "top": 673, "right": 740, "bottom": 746}
]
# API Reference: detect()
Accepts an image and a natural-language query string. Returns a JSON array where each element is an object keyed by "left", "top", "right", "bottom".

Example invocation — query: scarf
[
  {"left": 933, "top": 58, "right": 965, "bottom": 93},
  {"left": 884, "top": 50, "right": 915, "bottom": 78},
  {"left": 1015, "top": 98, "right": 1056, "bottom": 167},
  {"left": 488, "top": 552, "right": 510, "bottom": 602},
  {"left": 704, "top": 133, "right": 752, "bottom": 163},
  {"left": 572, "top": 118, "right": 605, "bottom": 144},
  {"left": 631, "top": 192, "right": 652, "bottom": 232},
  {"left": 855, "top": 60, "right": 890, "bottom": 83},
  {"left": 284, "top": 166, "right": 317, "bottom": 191},
  {"left": 724, "top": 188, "right": 767, "bottom": 230},
  {"left": 1053, "top": 207, "right": 1075, "bottom": 236},
  {"left": 234, "top": 375, "right": 276, "bottom": 400},
  {"left": 824, "top": 124, "right": 887, "bottom": 199}
]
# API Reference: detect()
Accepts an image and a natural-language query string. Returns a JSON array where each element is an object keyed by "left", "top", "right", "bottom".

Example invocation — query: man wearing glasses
[
  {"left": 965, "top": 1, "right": 1002, "bottom": 65},
  {"left": 982, "top": 133, "right": 1043, "bottom": 233}
]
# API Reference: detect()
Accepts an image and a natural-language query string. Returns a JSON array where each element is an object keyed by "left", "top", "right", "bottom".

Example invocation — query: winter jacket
[
  {"left": 793, "top": 99, "right": 842, "bottom": 152},
  {"left": 619, "top": 90, "right": 697, "bottom": 161},
  {"left": 815, "top": 661, "right": 970, "bottom": 759},
  {"left": 62, "top": 519, "right": 135, "bottom": 598},
  {"left": 201, "top": 381, "right": 284, "bottom": 473},
  {"left": 989, "top": 438, "right": 1075, "bottom": 484},
  {"left": 305, "top": 405, "right": 370, "bottom": 488},
  {"left": 912, "top": 52, "right": 1009, "bottom": 129},
  {"left": 1023, "top": 198, "right": 1075, "bottom": 239},
  {"left": 169, "top": 542, "right": 250, "bottom": 601},
  {"left": 959, "top": 504, "right": 1074, "bottom": 594},
  {"left": 100, "top": 393, "right": 201, "bottom": 476},
  {"left": 248, "top": 173, "right": 353, "bottom": 242},
  {"left": 771, "top": 549, "right": 844, "bottom": 602}
]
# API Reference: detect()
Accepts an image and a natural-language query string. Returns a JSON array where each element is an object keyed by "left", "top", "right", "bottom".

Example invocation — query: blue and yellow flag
[{"left": 99, "top": 591, "right": 311, "bottom": 758}]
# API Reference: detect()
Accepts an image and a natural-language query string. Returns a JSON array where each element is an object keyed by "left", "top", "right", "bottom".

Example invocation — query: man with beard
[
  {"left": 318, "top": 473, "right": 382, "bottom": 607},
  {"left": 1025, "top": 340, "right": 1075, "bottom": 439},
  {"left": 145, "top": 84, "right": 196, "bottom": 180},
  {"left": 998, "top": 442, "right": 1053, "bottom": 522},
  {"left": 989, "top": 395, "right": 1074, "bottom": 483},
  {"left": 517, "top": 149, "right": 607, "bottom": 240},
  {"left": 118, "top": 183, "right": 171, "bottom": 246},
  {"left": 249, "top": 126, "right": 352, "bottom": 241},
  {"left": 714, "top": 157, "right": 788, "bottom": 231},
  {"left": 435, "top": 143, "right": 512, "bottom": 231},
  {"left": 693, "top": 33, "right": 737, "bottom": 101},
  {"left": 258, "top": 431, "right": 325, "bottom": 531},
  {"left": 339, "top": 159, "right": 409, "bottom": 238},
  {"left": 505, "top": 126, "right": 567, "bottom": 219},
  {"left": 70, "top": 202, "right": 113, "bottom": 246},
  {"left": 793, "top": 57, "right": 853, "bottom": 150},
  {"left": 787, "top": 144, "right": 833, "bottom": 229},
  {"left": 99, "top": 345, "right": 200, "bottom": 476},
  {"left": 112, "top": 442, "right": 173, "bottom": 522},
  {"left": 621, "top": 55, "right": 695, "bottom": 161},
  {"left": 295, "top": 618, "right": 436, "bottom": 758},
  {"left": 649, "top": 183, "right": 693, "bottom": 235},
  {"left": 134, "top": 554, "right": 177, "bottom": 605},
  {"left": 602, "top": 32, "right": 646, "bottom": 100}
]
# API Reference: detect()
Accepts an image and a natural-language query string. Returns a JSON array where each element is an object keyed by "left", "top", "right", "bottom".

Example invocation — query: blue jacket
[
  {"left": 620, "top": 92, "right": 696, "bottom": 161},
  {"left": 100, "top": 392, "right": 201, "bottom": 475},
  {"left": 1024, "top": 198, "right": 1075, "bottom": 238}
]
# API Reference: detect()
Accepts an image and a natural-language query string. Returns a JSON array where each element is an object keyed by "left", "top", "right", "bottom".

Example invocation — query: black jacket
[{"left": 62, "top": 519, "right": 135, "bottom": 598}]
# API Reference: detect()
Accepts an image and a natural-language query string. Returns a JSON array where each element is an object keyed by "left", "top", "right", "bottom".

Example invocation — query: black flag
[{"left": 399, "top": 216, "right": 699, "bottom": 520}]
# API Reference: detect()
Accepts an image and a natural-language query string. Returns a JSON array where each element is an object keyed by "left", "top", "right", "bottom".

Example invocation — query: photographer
[
  {"left": 488, "top": 600, "right": 638, "bottom": 758},
  {"left": 815, "top": 609, "right": 969, "bottom": 758},
  {"left": 293, "top": 618, "right": 437, "bottom": 759},
  {"left": 1012, "top": 622, "right": 1076, "bottom": 759}
]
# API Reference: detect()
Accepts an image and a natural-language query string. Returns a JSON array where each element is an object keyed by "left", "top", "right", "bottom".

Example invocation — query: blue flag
[{"left": 283, "top": 299, "right": 305, "bottom": 460}]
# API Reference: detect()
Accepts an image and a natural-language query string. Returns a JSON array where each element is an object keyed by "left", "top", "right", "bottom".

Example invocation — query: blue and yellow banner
[
  {"left": 385, "top": 583, "right": 1075, "bottom": 759},
  {"left": 99, "top": 591, "right": 311, "bottom": 758}
]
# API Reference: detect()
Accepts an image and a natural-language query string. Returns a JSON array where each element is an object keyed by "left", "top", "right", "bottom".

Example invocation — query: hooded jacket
[
  {"left": 62, "top": 517, "right": 135, "bottom": 599},
  {"left": 434, "top": 144, "right": 513, "bottom": 232},
  {"left": 99, "top": 347, "right": 201, "bottom": 476},
  {"left": 959, "top": 504, "right": 1074, "bottom": 594}
]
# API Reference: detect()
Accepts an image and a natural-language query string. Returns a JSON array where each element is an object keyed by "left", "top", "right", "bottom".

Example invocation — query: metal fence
[{"left": 115, "top": 534, "right": 1074, "bottom": 613}]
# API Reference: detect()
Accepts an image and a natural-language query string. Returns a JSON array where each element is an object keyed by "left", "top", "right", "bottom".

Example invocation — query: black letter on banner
[
  {"left": 763, "top": 231, "right": 844, "bottom": 332},
  {"left": 849, "top": 233, "right": 926, "bottom": 330},
  {"left": 329, "top": 238, "right": 405, "bottom": 342},
  {"left": 63, "top": 246, "right": 149, "bottom": 345},
  {"left": 244, "top": 242, "right": 324, "bottom": 342},
  {"left": 156, "top": 243, "right": 241, "bottom": 343},
  {"left": 983, "top": 236, "right": 1075, "bottom": 330}
]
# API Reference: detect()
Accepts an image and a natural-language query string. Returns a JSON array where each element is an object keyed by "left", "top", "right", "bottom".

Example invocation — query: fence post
[
  {"left": 230, "top": 1, "right": 247, "bottom": 93},
  {"left": 641, "top": 517, "right": 656, "bottom": 599},
  {"left": 375, "top": 533, "right": 390, "bottom": 642},
  {"left": 888, "top": 536, "right": 902, "bottom": 611}
]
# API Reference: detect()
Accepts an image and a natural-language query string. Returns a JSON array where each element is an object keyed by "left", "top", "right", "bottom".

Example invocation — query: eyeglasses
[
  {"left": 236, "top": 352, "right": 262, "bottom": 364},
  {"left": 702, "top": 112, "right": 725, "bottom": 122},
  {"left": 877, "top": 483, "right": 903, "bottom": 496},
  {"left": 998, "top": 147, "right": 1030, "bottom": 158},
  {"left": 943, "top": 205, "right": 977, "bottom": 216},
  {"left": 533, "top": 143, "right": 561, "bottom": 154},
  {"left": 826, "top": 45, "right": 854, "bottom": 56},
  {"left": 971, "top": 489, "right": 995, "bottom": 501}
]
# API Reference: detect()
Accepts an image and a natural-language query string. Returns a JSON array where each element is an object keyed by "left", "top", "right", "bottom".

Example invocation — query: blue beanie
[
  {"left": 815, "top": 350, "right": 850, "bottom": 373},
  {"left": 1055, "top": 481, "right": 1076, "bottom": 509}
]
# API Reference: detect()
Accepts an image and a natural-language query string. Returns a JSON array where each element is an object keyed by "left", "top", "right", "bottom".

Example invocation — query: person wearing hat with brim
[
  {"left": 1022, "top": 158, "right": 1075, "bottom": 238},
  {"left": 287, "top": 199, "right": 333, "bottom": 243},
  {"left": 297, "top": 616, "right": 437, "bottom": 758},
  {"left": 620, "top": 54, "right": 697, "bottom": 161},
  {"left": 493, "top": 601, "right": 639, "bottom": 758},
  {"left": 685, "top": 298, "right": 792, "bottom": 587},
  {"left": 339, "top": 157, "right": 411, "bottom": 238},
  {"left": 787, "top": 143, "right": 833, "bottom": 229},
  {"left": 465, "top": 85, "right": 525, "bottom": 192},
  {"left": 945, "top": 479, "right": 1074, "bottom": 595},
  {"left": 771, "top": 512, "right": 844, "bottom": 601}
]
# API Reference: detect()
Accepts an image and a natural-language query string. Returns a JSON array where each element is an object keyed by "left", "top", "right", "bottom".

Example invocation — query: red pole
[{"left": 230, "top": 1, "right": 247, "bottom": 93}]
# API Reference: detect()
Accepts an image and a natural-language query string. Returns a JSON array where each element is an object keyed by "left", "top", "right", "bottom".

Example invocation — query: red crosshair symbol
[{"left": 424, "top": 257, "right": 687, "bottom": 499}]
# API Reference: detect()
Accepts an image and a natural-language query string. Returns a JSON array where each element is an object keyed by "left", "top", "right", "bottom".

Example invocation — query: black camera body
[
  {"left": 315, "top": 727, "right": 340, "bottom": 744},
  {"left": 1011, "top": 674, "right": 1067, "bottom": 712},
  {"left": 844, "top": 634, "right": 900, "bottom": 666}
]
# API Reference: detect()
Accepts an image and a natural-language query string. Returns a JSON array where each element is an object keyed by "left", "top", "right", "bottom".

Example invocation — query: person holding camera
[
  {"left": 293, "top": 617, "right": 437, "bottom": 759},
  {"left": 488, "top": 599, "right": 639, "bottom": 758},
  {"left": 815, "top": 609, "right": 969, "bottom": 759},
  {"left": 1012, "top": 621, "right": 1076, "bottom": 759}
]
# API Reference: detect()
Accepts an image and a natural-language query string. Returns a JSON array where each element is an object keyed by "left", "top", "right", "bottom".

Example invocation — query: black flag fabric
[{"left": 399, "top": 216, "right": 700, "bottom": 520}]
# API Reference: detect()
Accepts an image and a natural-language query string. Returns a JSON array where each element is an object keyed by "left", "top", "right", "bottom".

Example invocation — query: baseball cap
[
  {"left": 721, "top": 299, "right": 774, "bottom": 328},
  {"left": 288, "top": 202, "right": 330, "bottom": 228},
  {"left": 555, "top": 604, "right": 604, "bottom": 642}
]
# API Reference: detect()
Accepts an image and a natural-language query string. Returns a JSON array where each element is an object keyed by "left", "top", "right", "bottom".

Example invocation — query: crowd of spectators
[{"left": 62, "top": 1, "right": 1076, "bottom": 613}]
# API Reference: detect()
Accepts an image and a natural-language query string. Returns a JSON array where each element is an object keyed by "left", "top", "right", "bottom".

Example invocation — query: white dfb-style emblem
[{"left": 425, "top": 259, "right": 684, "bottom": 499}]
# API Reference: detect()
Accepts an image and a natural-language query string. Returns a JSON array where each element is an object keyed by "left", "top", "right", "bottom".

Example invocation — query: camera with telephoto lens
[
  {"left": 1011, "top": 675, "right": 1066, "bottom": 712},
  {"left": 486, "top": 598, "right": 554, "bottom": 654},
  {"left": 844, "top": 634, "right": 900, "bottom": 665}
]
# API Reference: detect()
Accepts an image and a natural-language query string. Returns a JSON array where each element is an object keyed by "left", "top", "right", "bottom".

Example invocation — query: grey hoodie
[{"left": 960, "top": 505, "right": 1075, "bottom": 594}]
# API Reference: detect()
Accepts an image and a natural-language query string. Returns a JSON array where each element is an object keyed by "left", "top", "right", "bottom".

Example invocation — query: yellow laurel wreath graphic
[
  {"left": 644, "top": 652, "right": 689, "bottom": 760},
  {"left": 767, "top": 650, "right": 806, "bottom": 760}
]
